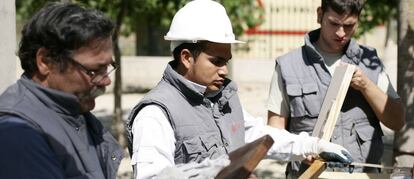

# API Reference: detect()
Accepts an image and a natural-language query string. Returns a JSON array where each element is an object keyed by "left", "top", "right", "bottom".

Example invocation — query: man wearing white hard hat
[{"left": 126, "top": 0, "right": 353, "bottom": 178}]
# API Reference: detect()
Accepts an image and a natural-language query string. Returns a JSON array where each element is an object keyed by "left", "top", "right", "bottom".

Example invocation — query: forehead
[
  {"left": 324, "top": 8, "right": 358, "bottom": 24},
  {"left": 72, "top": 38, "right": 113, "bottom": 64},
  {"left": 76, "top": 38, "right": 112, "bottom": 54},
  {"left": 202, "top": 42, "right": 232, "bottom": 59}
]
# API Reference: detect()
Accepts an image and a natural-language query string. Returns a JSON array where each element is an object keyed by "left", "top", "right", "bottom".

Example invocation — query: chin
[
  {"left": 207, "top": 85, "right": 221, "bottom": 92},
  {"left": 80, "top": 99, "right": 95, "bottom": 113}
]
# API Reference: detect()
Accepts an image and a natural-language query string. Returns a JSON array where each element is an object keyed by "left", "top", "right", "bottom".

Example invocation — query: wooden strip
[
  {"left": 299, "top": 160, "right": 327, "bottom": 179},
  {"left": 312, "top": 64, "right": 356, "bottom": 139},
  {"left": 300, "top": 64, "right": 356, "bottom": 179},
  {"left": 318, "top": 171, "right": 390, "bottom": 179},
  {"left": 350, "top": 162, "right": 413, "bottom": 171},
  {"left": 321, "top": 65, "right": 355, "bottom": 140},
  {"left": 215, "top": 135, "right": 274, "bottom": 179}
]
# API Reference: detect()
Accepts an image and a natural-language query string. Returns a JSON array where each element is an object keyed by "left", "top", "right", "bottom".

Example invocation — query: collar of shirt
[{"left": 184, "top": 79, "right": 224, "bottom": 98}]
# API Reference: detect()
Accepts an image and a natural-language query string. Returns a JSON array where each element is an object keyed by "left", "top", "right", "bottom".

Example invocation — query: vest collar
[
  {"left": 18, "top": 74, "right": 87, "bottom": 128},
  {"left": 163, "top": 62, "right": 205, "bottom": 101},
  {"left": 163, "top": 61, "right": 238, "bottom": 103},
  {"left": 20, "top": 74, "right": 82, "bottom": 116},
  {"left": 304, "top": 29, "right": 363, "bottom": 64}
]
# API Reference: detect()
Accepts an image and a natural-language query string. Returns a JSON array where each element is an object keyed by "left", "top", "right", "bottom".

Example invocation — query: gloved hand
[
  {"left": 157, "top": 155, "right": 230, "bottom": 179},
  {"left": 317, "top": 139, "right": 354, "bottom": 172}
]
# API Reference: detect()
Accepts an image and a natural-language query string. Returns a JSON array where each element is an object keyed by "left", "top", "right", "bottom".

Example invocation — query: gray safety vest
[
  {"left": 0, "top": 76, "right": 123, "bottom": 179},
  {"left": 277, "top": 29, "right": 385, "bottom": 176},
  {"left": 126, "top": 62, "right": 245, "bottom": 164}
]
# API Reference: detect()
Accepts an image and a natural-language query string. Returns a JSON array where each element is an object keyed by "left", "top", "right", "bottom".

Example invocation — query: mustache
[{"left": 78, "top": 87, "right": 106, "bottom": 99}]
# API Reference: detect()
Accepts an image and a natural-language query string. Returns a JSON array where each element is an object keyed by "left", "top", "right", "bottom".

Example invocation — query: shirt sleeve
[
  {"left": 377, "top": 69, "right": 400, "bottom": 99},
  {"left": 267, "top": 64, "right": 289, "bottom": 117},
  {"left": 0, "top": 116, "right": 65, "bottom": 179},
  {"left": 243, "top": 109, "right": 318, "bottom": 161},
  {"left": 131, "top": 105, "right": 176, "bottom": 179}
]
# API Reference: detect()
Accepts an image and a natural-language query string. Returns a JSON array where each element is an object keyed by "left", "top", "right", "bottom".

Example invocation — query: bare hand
[
  {"left": 350, "top": 68, "right": 371, "bottom": 91},
  {"left": 303, "top": 155, "right": 315, "bottom": 165}
]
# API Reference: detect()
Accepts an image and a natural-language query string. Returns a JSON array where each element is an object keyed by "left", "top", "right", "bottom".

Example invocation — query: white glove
[
  {"left": 157, "top": 155, "right": 230, "bottom": 179},
  {"left": 316, "top": 139, "right": 353, "bottom": 166}
]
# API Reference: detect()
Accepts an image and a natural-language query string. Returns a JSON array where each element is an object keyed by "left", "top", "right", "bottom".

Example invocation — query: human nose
[
  {"left": 93, "top": 75, "right": 112, "bottom": 86},
  {"left": 218, "top": 64, "right": 228, "bottom": 76},
  {"left": 336, "top": 26, "right": 345, "bottom": 38}
]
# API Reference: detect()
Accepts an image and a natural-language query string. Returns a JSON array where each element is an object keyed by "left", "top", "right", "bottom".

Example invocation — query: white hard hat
[{"left": 165, "top": 0, "right": 244, "bottom": 51}]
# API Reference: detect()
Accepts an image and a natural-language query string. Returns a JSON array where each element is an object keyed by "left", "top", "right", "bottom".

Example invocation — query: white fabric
[
  {"left": 164, "top": 0, "right": 244, "bottom": 46},
  {"left": 267, "top": 60, "right": 398, "bottom": 116},
  {"left": 132, "top": 105, "right": 326, "bottom": 179},
  {"left": 131, "top": 105, "right": 176, "bottom": 179}
]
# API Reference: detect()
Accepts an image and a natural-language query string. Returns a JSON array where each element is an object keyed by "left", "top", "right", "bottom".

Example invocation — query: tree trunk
[
  {"left": 0, "top": 0, "right": 16, "bottom": 93},
  {"left": 135, "top": 14, "right": 169, "bottom": 56},
  {"left": 394, "top": 0, "right": 414, "bottom": 167},
  {"left": 112, "top": 0, "right": 127, "bottom": 148}
]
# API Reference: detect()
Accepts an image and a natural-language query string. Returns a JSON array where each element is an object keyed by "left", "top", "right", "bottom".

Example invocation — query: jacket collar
[
  {"left": 163, "top": 61, "right": 238, "bottom": 104},
  {"left": 304, "top": 29, "right": 362, "bottom": 64},
  {"left": 18, "top": 74, "right": 86, "bottom": 128},
  {"left": 20, "top": 74, "right": 81, "bottom": 115}
]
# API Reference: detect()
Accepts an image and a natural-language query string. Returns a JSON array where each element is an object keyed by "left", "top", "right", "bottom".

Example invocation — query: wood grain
[{"left": 215, "top": 135, "right": 274, "bottom": 179}]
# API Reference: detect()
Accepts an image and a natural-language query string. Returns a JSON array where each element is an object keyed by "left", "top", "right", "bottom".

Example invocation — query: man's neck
[{"left": 315, "top": 38, "right": 344, "bottom": 54}]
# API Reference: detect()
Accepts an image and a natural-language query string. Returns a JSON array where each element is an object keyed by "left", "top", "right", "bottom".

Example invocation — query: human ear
[
  {"left": 180, "top": 49, "right": 194, "bottom": 70},
  {"left": 317, "top": 7, "right": 323, "bottom": 24},
  {"left": 35, "top": 48, "right": 51, "bottom": 76}
]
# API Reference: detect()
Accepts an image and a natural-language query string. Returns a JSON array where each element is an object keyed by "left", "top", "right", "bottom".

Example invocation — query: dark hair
[
  {"left": 172, "top": 42, "right": 207, "bottom": 66},
  {"left": 321, "top": 0, "right": 364, "bottom": 16},
  {"left": 18, "top": 2, "right": 114, "bottom": 76}
]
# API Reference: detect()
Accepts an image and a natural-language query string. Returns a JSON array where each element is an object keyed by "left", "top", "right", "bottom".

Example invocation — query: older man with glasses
[{"left": 0, "top": 2, "right": 122, "bottom": 179}]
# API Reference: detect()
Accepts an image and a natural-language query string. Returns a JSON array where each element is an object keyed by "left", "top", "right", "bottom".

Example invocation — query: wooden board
[
  {"left": 215, "top": 135, "right": 274, "bottom": 179},
  {"left": 300, "top": 64, "right": 356, "bottom": 179},
  {"left": 312, "top": 64, "right": 356, "bottom": 140},
  {"left": 318, "top": 171, "right": 390, "bottom": 179},
  {"left": 299, "top": 160, "right": 327, "bottom": 179}
]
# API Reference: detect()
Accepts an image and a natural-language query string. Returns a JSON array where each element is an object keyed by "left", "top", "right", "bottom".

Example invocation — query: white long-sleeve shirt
[{"left": 131, "top": 105, "right": 321, "bottom": 179}]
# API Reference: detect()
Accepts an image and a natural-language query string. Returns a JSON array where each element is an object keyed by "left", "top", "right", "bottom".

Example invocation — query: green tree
[{"left": 357, "top": 0, "right": 397, "bottom": 38}]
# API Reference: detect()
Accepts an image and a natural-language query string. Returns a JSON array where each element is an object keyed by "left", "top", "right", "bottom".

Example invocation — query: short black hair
[
  {"left": 172, "top": 42, "right": 207, "bottom": 66},
  {"left": 18, "top": 2, "right": 114, "bottom": 76},
  {"left": 321, "top": 0, "right": 364, "bottom": 16}
]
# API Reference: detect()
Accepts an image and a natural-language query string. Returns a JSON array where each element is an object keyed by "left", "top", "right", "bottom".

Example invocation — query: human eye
[
  {"left": 330, "top": 22, "right": 340, "bottom": 27},
  {"left": 344, "top": 24, "right": 355, "bottom": 30},
  {"left": 211, "top": 58, "right": 228, "bottom": 67}
]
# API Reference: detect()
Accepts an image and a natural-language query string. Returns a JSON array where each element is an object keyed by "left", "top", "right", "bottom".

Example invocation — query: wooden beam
[
  {"left": 318, "top": 171, "right": 390, "bottom": 179},
  {"left": 299, "top": 64, "right": 356, "bottom": 179},
  {"left": 215, "top": 135, "right": 274, "bottom": 179},
  {"left": 299, "top": 160, "right": 327, "bottom": 179},
  {"left": 312, "top": 64, "right": 356, "bottom": 140}
]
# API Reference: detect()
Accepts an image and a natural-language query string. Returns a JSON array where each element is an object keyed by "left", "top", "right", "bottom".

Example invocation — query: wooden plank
[
  {"left": 300, "top": 64, "right": 356, "bottom": 179},
  {"left": 299, "top": 160, "right": 327, "bottom": 179},
  {"left": 313, "top": 64, "right": 356, "bottom": 140},
  {"left": 318, "top": 171, "right": 390, "bottom": 179},
  {"left": 215, "top": 135, "right": 274, "bottom": 179}
]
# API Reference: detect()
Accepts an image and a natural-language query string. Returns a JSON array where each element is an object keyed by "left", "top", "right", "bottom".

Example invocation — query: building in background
[{"left": 233, "top": 0, "right": 391, "bottom": 62}]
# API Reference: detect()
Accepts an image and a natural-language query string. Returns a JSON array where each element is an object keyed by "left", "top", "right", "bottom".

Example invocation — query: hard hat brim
[{"left": 164, "top": 36, "right": 245, "bottom": 44}]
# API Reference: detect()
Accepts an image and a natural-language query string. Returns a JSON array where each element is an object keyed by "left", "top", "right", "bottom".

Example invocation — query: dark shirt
[{"left": 0, "top": 115, "right": 65, "bottom": 179}]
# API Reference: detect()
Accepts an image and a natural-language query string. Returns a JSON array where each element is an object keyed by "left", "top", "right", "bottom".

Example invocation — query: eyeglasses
[{"left": 68, "top": 57, "right": 118, "bottom": 84}]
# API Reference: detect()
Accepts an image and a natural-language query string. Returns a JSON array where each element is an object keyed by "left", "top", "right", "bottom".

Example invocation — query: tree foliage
[
  {"left": 17, "top": 0, "right": 396, "bottom": 40},
  {"left": 356, "top": 0, "right": 397, "bottom": 37},
  {"left": 16, "top": 0, "right": 263, "bottom": 38}
]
